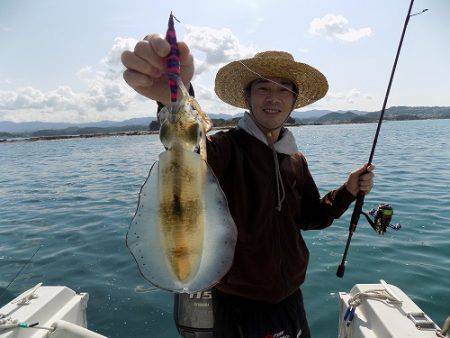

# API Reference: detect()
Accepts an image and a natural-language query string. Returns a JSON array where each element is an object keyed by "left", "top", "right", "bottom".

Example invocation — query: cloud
[
  {"left": 325, "top": 88, "right": 373, "bottom": 104},
  {"left": 1, "top": 27, "right": 255, "bottom": 122},
  {"left": 309, "top": 14, "right": 373, "bottom": 42},
  {"left": 192, "top": 83, "right": 241, "bottom": 116},
  {"left": 0, "top": 37, "right": 153, "bottom": 122},
  {"left": 0, "top": 86, "right": 78, "bottom": 111},
  {"left": 194, "top": 84, "right": 216, "bottom": 101},
  {"left": 0, "top": 81, "right": 134, "bottom": 114},
  {"left": 76, "top": 66, "right": 94, "bottom": 81},
  {"left": 180, "top": 25, "right": 256, "bottom": 115},
  {"left": 183, "top": 25, "right": 255, "bottom": 75},
  {"left": 101, "top": 37, "right": 137, "bottom": 79}
]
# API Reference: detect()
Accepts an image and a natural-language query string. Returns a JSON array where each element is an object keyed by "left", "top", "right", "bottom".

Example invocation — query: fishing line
[
  {"left": 236, "top": 60, "right": 301, "bottom": 98},
  {"left": 176, "top": 21, "right": 304, "bottom": 99},
  {"left": 0, "top": 245, "right": 42, "bottom": 302},
  {"left": 236, "top": 60, "right": 305, "bottom": 134},
  {"left": 176, "top": 18, "right": 308, "bottom": 133}
]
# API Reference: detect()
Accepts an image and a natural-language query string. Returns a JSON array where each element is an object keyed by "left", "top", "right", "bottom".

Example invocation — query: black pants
[{"left": 212, "top": 289, "right": 311, "bottom": 338}]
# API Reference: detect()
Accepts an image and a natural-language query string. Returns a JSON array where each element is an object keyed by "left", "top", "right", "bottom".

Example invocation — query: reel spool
[{"left": 362, "top": 203, "right": 402, "bottom": 234}]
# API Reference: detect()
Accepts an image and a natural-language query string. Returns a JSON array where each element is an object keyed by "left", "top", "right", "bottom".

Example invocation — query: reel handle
[{"left": 389, "top": 223, "right": 402, "bottom": 230}]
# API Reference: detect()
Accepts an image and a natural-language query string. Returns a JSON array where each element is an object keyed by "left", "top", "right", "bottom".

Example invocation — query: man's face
[{"left": 247, "top": 77, "right": 296, "bottom": 131}]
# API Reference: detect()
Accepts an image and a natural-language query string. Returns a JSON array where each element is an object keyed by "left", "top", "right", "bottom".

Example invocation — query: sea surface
[{"left": 1, "top": 119, "right": 449, "bottom": 337}]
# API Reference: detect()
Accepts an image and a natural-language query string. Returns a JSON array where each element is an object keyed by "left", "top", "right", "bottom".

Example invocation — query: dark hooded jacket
[{"left": 206, "top": 127, "right": 355, "bottom": 304}]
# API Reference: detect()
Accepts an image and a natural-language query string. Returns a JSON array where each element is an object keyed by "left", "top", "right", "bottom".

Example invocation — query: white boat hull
[
  {"left": 0, "top": 284, "right": 107, "bottom": 338},
  {"left": 338, "top": 282, "right": 441, "bottom": 338}
]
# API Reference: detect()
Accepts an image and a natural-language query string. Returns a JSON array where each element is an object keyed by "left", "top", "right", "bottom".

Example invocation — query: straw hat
[{"left": 214, "top": 51, "right": 328, "bottom": 109}]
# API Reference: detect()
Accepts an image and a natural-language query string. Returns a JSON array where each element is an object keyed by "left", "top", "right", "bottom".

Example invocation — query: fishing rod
[{"left": 336, "top": 0, "right": 428, "bottom": 278}]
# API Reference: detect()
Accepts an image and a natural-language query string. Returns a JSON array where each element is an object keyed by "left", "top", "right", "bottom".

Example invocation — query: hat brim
[{"left": 214, "top": 57, "right": 328, "bottom": 109}]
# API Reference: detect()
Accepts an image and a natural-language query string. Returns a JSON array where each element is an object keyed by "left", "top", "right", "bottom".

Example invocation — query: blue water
[{"left": 1, "top": 119, "right": 449, "bottom": 337}]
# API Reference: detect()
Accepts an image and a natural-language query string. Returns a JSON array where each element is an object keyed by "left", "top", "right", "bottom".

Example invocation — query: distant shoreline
[
  {"left": 0, "top": 130, "right": 158, "bottom": 143},
  {"left": 0, "top": 127, "right": 233, "bottom": 143},
  {"left": 1, "top": 117, "right": 449, "bottom": 144}
]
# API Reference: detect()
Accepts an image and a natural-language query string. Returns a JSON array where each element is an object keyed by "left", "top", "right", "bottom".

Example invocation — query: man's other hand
[{"left": 345, "top": 163, "right": 375, "bottom": 197}]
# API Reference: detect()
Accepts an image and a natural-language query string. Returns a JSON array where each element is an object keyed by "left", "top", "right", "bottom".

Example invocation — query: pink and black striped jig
[{"left": 165, "top": 12, "right": 181, "bottom": 103}]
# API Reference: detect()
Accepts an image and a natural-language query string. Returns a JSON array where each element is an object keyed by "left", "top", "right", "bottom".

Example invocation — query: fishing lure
[{"left": 165, "top": 12, "right": 180, "bottom": 103}]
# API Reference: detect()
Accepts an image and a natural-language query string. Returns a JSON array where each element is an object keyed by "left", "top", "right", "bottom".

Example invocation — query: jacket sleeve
[{"left": 297, "top": 154, "right": 356, "bottom": 230}]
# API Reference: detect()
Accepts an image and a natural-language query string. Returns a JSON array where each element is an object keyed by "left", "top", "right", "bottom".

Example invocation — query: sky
[{"left": 0, "top": 0, "right": 449, "bottom": 123}]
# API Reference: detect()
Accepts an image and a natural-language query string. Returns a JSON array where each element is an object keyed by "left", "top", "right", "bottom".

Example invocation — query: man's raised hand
[{"left": 121, "top": 34, "right": 194, "bottom": 106}]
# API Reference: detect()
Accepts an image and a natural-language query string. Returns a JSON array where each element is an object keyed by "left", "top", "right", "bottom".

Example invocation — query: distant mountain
[
  {"left": 364, "top": 106, "right": 450, "bottom": 120},
  {"left": 1, "top": 106, "right": 449, "bottom": 137},
  {"left": 0, "top": 131, "right": 15, "bottom": 138},
  {"left": 291, "top": 110, "right": 331, "bottom": 119},
  {"left": 0, "top": 117, "right": 158, "bottom": 133},
  {"left": 29, "top": 125, "right": 149, "bottom": 137},
  {"left": 296, "top": 106, "right": 450, "bottom": 125},
  {"left": 209, "top": 113, "right": 243, "bottom": 120},
  {"left": 0, "top": 113, "right": 243, "bottom": 133},
  {"left": 291, "top": 109, "right": 367, "bottom": 119},
  {"left": 305, "top": 111, "right": 372, "bottom": 124},
  {"left": 0, "top": 121, "right": 74, "bottom": 133},
  {"left": 316, "top": 112, "right": 359, "bottom": 123}
]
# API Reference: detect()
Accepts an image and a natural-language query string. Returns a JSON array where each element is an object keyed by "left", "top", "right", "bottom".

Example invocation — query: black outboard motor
[{"left": 174, "top": 291, "right": 214, "bottom": 338}]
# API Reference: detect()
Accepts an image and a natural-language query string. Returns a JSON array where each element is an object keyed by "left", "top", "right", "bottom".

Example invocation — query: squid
[{"left": 126, "top": 13, "right": 237, "bottom": 293}]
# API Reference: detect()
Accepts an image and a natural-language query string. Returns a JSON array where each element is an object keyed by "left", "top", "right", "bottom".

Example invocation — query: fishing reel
[{"left": 361, "top": 203, "right": 401, "bottom": 235}]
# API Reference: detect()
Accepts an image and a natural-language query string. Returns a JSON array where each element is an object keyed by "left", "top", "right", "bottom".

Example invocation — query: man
[{"left": 122, "top": 35, "right": 374, "bottom": 338}]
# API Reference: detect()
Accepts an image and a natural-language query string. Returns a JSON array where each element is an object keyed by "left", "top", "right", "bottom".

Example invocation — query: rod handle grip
[{"left": 336, "top": 263, "right": 345, "bottom": 278}]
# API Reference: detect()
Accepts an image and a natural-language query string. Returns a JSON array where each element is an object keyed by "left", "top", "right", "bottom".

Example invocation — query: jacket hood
[{"left": 237, "top": 112, "right": 299, "bottom": 155}]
